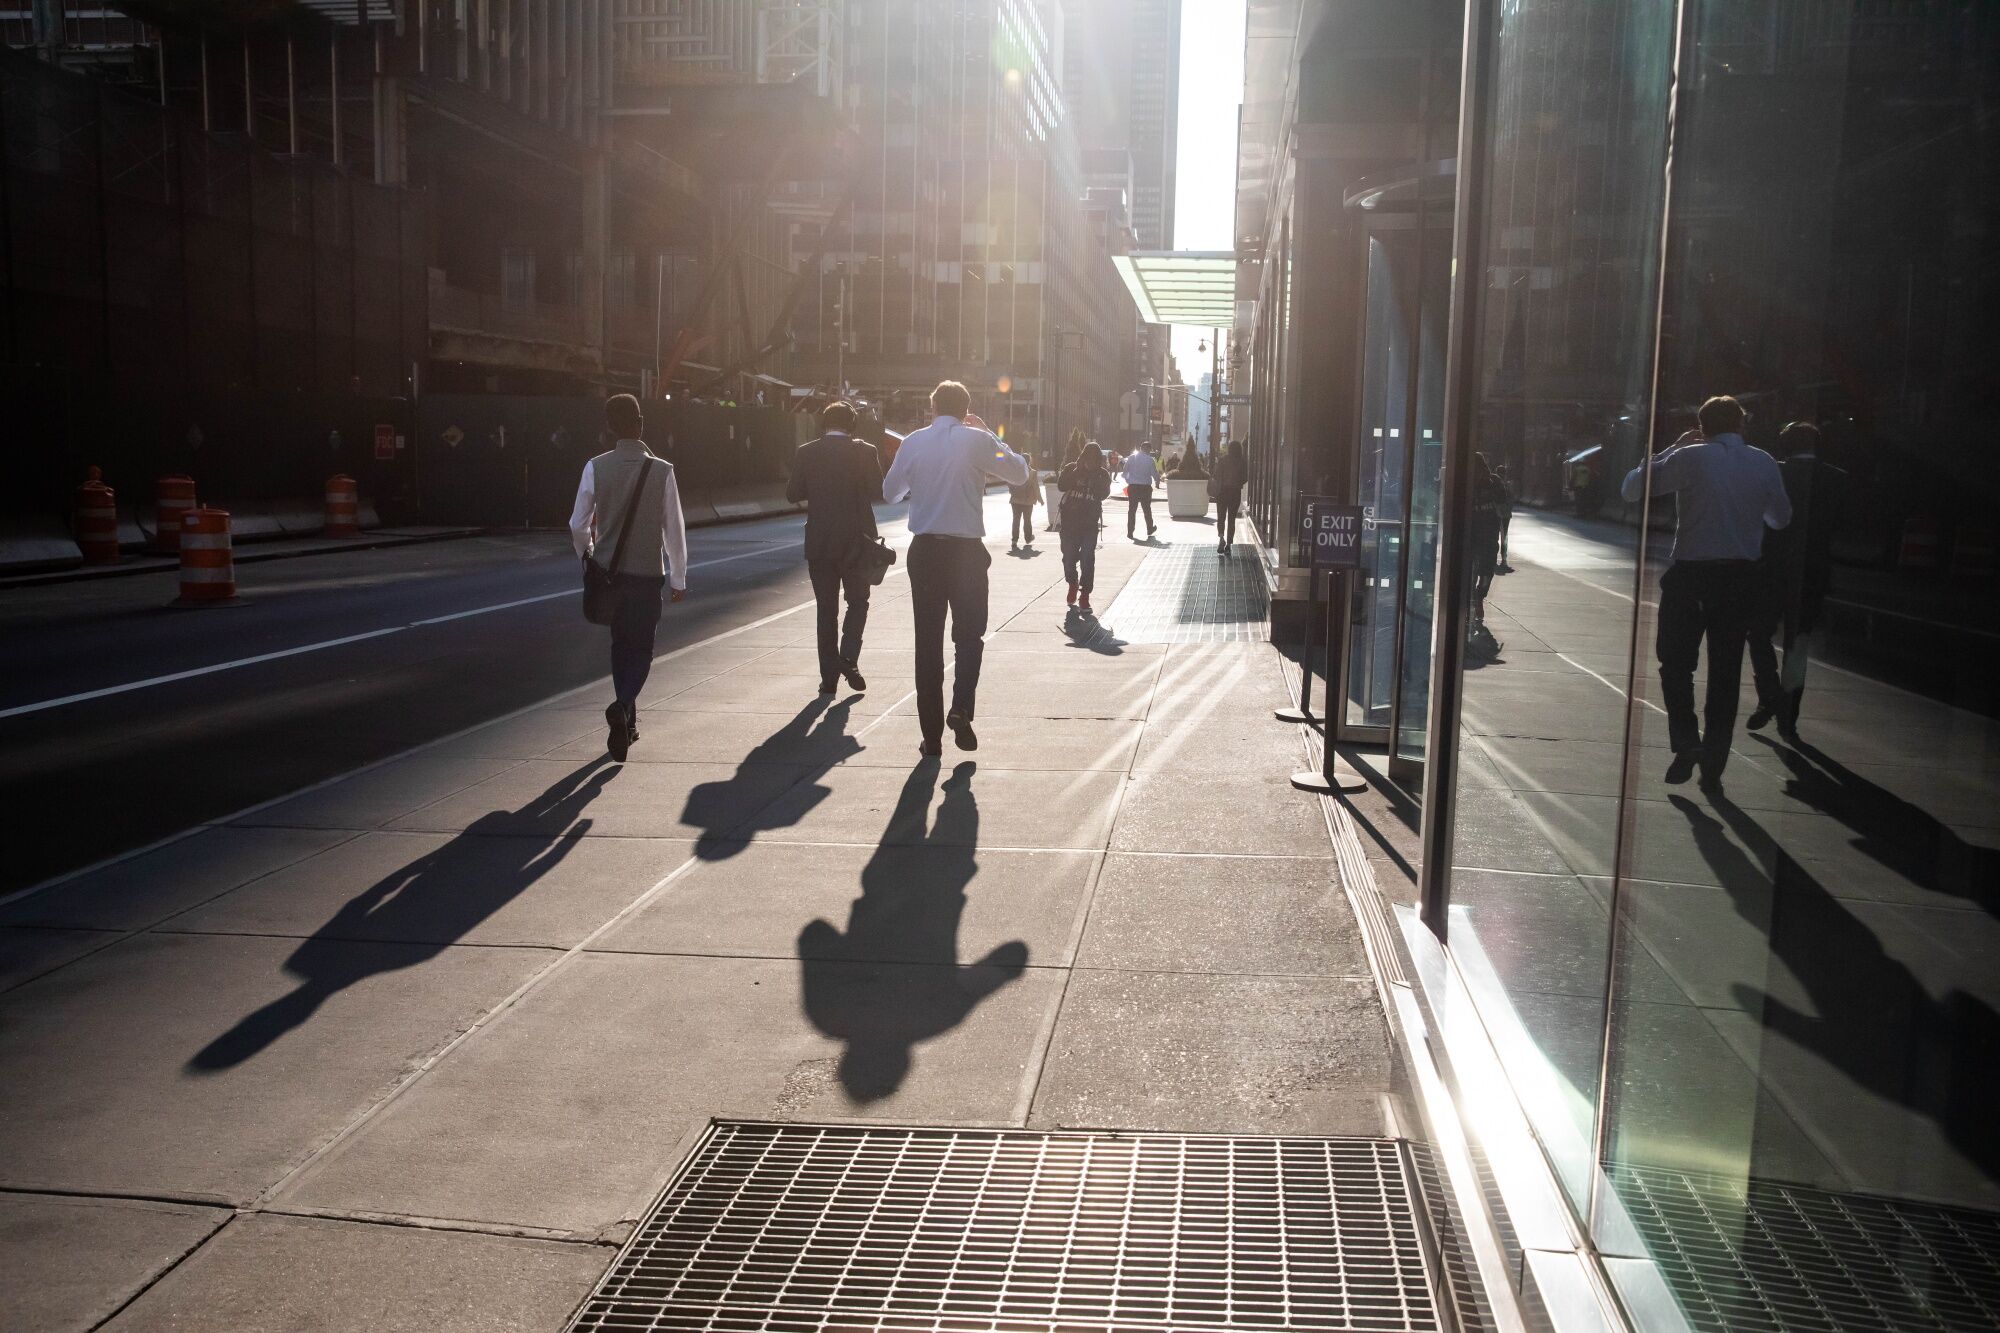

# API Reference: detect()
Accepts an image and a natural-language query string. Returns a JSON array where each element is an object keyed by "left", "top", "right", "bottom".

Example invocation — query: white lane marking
[
  {"left": 0, "top": 540, "right": 805, "bottom": 721},
  {"left": 0, "top": 505, "right": 952, "bottom": 912}
]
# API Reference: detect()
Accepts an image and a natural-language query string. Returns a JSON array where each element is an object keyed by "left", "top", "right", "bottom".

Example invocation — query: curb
[{"left": 0, "top": 528, "right": 487, "bottom": 590}]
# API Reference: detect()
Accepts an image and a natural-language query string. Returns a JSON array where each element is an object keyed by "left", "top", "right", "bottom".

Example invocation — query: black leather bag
[
  {"left": 582, "top": 459, "right": 655, "bottom": 625},
  {"left": 847, "top": 536, "right": 897, "bottom": 586}
]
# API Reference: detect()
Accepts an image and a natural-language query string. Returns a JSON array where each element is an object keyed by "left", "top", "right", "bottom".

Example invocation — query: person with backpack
[
  {"left": 1058, "top": 441, "right": 1112, "bottom": 612},
  {"left": 570, "top": 393, "right": 689, "bottom": 761}
]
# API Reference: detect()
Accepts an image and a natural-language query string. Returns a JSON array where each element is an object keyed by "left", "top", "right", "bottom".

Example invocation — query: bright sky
[{"left": 1169, "top": 0, "right": 1246, "bottom": 380}]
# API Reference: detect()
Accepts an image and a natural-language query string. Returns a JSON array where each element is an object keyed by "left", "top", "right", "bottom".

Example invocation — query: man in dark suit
[
  {"left": 788, "top": 400, "right": 883, "bottom": 694},
  {"left": 1747, "top": 420, "right": 1846, "bottom": 740}
]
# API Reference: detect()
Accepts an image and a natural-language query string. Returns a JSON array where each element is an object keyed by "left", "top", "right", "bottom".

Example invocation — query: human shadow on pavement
[
  {"left": 188, "top": 759, "right": 617, "bottom": 1073},
  {"left": 1062, "top": 607, "right": 1125, "bottom": 656},
  {"left": 1669, "top": 791, "right": 2000, "bottom": 1182},
  {"left": 796, "top": 760, "right": 1029, "bottom": 1102},
  {"left": 682, "top": 697, "right": 861, "bottom": 861},
  {"left": 1752, "top": 733, "right": 1998, "bottom": 913}
]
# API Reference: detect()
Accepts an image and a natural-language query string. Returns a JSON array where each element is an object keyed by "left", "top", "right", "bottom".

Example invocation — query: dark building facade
[
  {"left": 1237, "top": 0, "right": 2000, "bottom": 1327},
  {"left": 1, "top": 1, "right": 835, "bottom": 525}
]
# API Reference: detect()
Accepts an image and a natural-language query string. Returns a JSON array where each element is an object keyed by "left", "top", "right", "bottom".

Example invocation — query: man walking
[
  {"left": 787, "top": 400, "right": 882, "bottom": 695},
  {"left": 570, "top": 394, "right": 688, "bottom": 762},
  {"left": 1622, "top": 395, "right": 1791, "bottom": 788},
  {"left": 882, "top": 380, "right": 1030, "bottom": 755},
  {"left": 1745, "top": 421, "right": 1844, "bottom": 741},
  {"left": 1122, "top": 440, "right": 1159, "bottom": 540}
]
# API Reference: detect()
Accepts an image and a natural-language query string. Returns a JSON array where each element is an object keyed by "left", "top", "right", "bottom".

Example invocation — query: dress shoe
[
  {"left": 946, "top": 710, "right": 978, "bottom": 752},
  {"left": 919, "top": 738, "right": 943, "bottom": 758},
  {"left": 605, "top": 702, "right": 632, "bottom": 763},
  {"left": 819, "top": 676, "right": 838, "bottom": 695},
  {"left": 842, "top": 662, "right": 866, "bottom": 691},
  {"left": 1664, "top": 750, "right": 1699, "bottom": 785},
  {"left": 1746, "top": 706, "right": 1773, "bottom": 731}
]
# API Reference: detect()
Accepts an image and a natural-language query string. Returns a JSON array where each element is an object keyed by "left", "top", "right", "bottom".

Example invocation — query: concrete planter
[{"left": 1166, "top": 478, "right": 1211, "bottom": 520}]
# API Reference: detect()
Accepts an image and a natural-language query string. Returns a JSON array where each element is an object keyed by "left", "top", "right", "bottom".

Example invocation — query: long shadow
[
  {"left": 1668, "top": 791, "right": 2000, "bottom": 1184},
  {"left": 796, "top": 760, "right": 1028, "bottom": 1102},
  {"left": 1752, "top": 733, "right": 1998, "bottom": 913},
  {"left": 189, "top": 758, "right": 617, "bottom": 1072},
  {"left": 1061, "top": 607, "right": 1126, "bottom": 656},
  {"left": 681, "top": 697, "right": 861, "bottom": 860}
]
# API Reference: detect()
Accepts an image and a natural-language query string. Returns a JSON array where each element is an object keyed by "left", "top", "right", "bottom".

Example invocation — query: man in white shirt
[
  {"left": 881, "top": 380, "right": 1030, "bottom": 756},
  {"left": 570, "top": 394, "right": 689, "bottom": 761},
  {"left": 1621, "top": 395, "right": 1791, "bottom": 788},
  {"left": 1121, "top": 441, "right": 1160, "bottom": 540}
]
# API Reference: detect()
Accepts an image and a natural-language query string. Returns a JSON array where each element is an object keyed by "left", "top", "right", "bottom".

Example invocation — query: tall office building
[
  {"left": 796, "top": 0, "right": 1138, "bottom": 453},
  {"left": 1063, "top": 0, "right": 1180, "bottom": 249},
  {"left": 1063, "top": 0, "right": 1181, "bottom": 441}
]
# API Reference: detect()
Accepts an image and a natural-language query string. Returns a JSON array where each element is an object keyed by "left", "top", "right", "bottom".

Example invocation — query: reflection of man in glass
[
  {"left": 1622, "top": 396, "right": 1792, "bottom": 788},
  {"left": 1746, "top": 422, "right": 1845, "bottom": 741}
]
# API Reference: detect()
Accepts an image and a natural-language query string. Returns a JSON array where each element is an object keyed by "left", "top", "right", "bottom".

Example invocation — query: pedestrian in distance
[
  {"left": 787, "top": 399, "right": 882, "bottom": 695},
  {"left": 1621, "top": 395, "right": 1792, "bottom": 789},
  {"left": 1058, "top": 439, "right": 1112, "bottom": 612},
  {"left": 1745, "top": 420, "right": 1844, "bottom": 742},
  {"left": 881, "top": 379, "right": 1030, "bottom": 756},
  {"left": 1008, "top": 449, "right": 1041, "bottom": 551},
  {"left": 570, "top": 393, "right": 689, "bottom": 762},
  {"left": 1467, "top": 452, "right": 1507, "bottom": 659},
  {"left": 1212, "top": 440, "right": 1248, "bottom": 555},
  {"left": 1122, "top": 439, "right": 1160, "bottom": 540},
  {"left": 1494, "top": 463, "right": 1517, "bottom": 573}
]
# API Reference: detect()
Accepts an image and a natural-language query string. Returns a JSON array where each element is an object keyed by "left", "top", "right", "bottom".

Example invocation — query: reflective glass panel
[
  {"left": 1598, "top": 3, "right": 2000, "bottom": 1325},
  {"left": 1442, "top": 0, "right": 1676, "bottom": 1212},
  {"left": 1348, "top": 231, "right": 1415, "bottom": 730},
  {"left": 1394, "top": 212, "right": 1453, "bottom": 767}
]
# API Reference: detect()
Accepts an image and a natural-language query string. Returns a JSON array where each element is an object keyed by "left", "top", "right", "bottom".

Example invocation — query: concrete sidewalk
[{"left": 0, "top": 497, "right": 1396, "bottom": 1332}]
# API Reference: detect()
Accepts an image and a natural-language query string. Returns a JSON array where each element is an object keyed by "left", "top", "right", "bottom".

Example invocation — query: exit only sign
[{"left": 1300, "top": 498, "right": 1363, "bottom": 568}]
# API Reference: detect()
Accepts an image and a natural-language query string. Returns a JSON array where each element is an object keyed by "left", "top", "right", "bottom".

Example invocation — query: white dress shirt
[
  {"left": 1620, "top": 432, "right": 1792, "bottom": 562},
  {"left": 1122, "top": 450, "right": 1160, "bottom": 487},
  {"left": 881, "top": 415, "right": 1030, "bottom": 538},
  {"left": 569, "top": 440, "right": 690, "bottom": 590}
]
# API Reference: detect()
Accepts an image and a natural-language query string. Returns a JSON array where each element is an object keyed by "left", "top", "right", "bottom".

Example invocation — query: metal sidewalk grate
[
  {"left": 1610, "top": 1165, "right": 2000, "bottom": 1332},
  {"left": 1095, "top": 545, "right": 1270, "bottom": 644},
  {"left": 568, "top": 1122, "right": 1445, "bottom": 1333}
]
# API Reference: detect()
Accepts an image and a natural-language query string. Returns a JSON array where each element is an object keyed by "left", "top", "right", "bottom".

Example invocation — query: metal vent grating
[
  {"left": 1095, "top": 545, "right": 1271, "bottom": 644},
  {"left": 1610, "top": 1165, "right": 2000, "bottom": 1332},
  {"left": 568, "top": 1122, "right": 1445, "bottom": 1333}
]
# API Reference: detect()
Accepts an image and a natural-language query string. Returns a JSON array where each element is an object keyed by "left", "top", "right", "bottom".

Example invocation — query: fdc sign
[{"left": 1300, "top": 499, "right": 1363, "bottom": 568}]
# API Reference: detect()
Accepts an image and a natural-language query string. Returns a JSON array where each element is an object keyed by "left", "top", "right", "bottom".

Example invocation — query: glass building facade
[{"left": 1241, "top": 0, "right": 1999, "bottom": 1325}]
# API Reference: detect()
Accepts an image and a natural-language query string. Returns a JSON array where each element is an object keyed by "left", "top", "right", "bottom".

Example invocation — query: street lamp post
[{"left": 1208, "top": 328, "right": 1222, "bottom": 456}]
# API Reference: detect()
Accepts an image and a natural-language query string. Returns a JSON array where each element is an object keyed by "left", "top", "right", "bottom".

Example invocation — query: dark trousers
[
  {"left": 1010, "top": 504, "right": 1035, "bottom": 543},
  {"left": 608, "top": 574, "right": 666, "bottom": 710},
  {"left": 808, "top": 558, "right": 870, "bottom": 682},
  {"left": 908, "top": 534, "right": 991, "bottom": 742},
  {"left": 1217, "top": 494, "right": 1241, "bottom": 545},
  {"left": 1656, "top": 560, "right": 1758, "bottom": 773},
  {"left": 1061, "top": 523, "right": 1096, "bottom": 593},
  {"left": 1126, "top": 485, "right": 1155, "bottom": 536}
]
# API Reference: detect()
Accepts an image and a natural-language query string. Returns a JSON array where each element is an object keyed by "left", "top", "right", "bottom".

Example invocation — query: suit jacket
[{"left": 787, "top": 432, "right": 882, "bottom": 564}]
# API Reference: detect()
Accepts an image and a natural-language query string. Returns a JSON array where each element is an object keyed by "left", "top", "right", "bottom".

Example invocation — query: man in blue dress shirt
[
  {"left": 1623, "top": 395, "right": 1792, "bottom": 788},
  {"left": 882, "top": 381, "right": 1030, "bottom": 757}
]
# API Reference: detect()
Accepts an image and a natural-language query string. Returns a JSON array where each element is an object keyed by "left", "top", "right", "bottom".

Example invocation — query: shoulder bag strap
[{"left": 599, "top": 458, "right": 654, "bottom": 576}]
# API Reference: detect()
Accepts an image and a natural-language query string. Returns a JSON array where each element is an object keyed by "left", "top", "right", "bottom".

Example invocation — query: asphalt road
[{"left": 0, "top": 508, "right": 902, "bottom": 894}]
